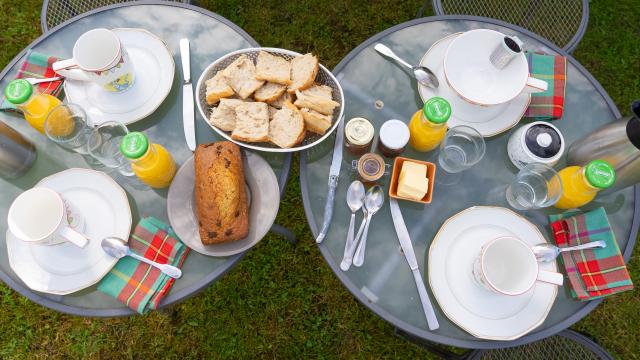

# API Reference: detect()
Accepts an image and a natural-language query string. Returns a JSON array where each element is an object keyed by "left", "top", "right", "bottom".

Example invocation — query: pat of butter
[{"left": 397, "top": 161, "right": 429, "bottom": 200}]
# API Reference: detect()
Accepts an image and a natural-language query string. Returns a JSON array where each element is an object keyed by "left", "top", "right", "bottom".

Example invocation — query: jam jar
[
  {"left": 378, "top": 119, "right": 410, "bottom": 157},
  {"left": 345, "top": 117, "right": 374, "bottom": 156},
  {"left": 356, "top": 152, "right": 386, "bottom": 184}
]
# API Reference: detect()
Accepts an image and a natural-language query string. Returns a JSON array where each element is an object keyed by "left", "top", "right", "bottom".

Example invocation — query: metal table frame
[
  {"left": 0, "top": 0, "right": 293, "bottom": 317},
  {"left": 299, "top": 15, "right": 639, "bottom": 349}
]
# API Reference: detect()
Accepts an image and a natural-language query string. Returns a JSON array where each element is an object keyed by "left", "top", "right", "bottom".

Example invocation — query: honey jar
[{"left": 345, "top": 117, "right": 374, "bottom": 156}]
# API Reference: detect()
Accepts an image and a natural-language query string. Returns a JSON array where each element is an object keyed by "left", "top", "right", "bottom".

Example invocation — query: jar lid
[
  {"left": 379, "top": 119, "right": 409, "bottom": 150},
  {"left": 524, "top": 123, "right": 563, "bottom": 159},
  {"left": 422, "top": 97, "right": 451, "bottom": 124},
  {"left": 120, "top": 132, "right": 149, "bottom": 159},
  {"left": 585, "top": 160, "right": 616, "bottom": 189},
  {"left": 345, "top": 117, "right": 374, "bottom": 146},
  {"left": 357, "top": 153, "right": 385, "bottom": 181},
  {"left": 5, "top": 79, "right": 33, "bottom": 104}
]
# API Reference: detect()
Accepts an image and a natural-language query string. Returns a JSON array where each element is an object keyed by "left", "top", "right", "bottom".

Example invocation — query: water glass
[
  {"left": 87, "top": 121, "right": 133, "bottom": 176},
  {"left": 44, "top": 104, "right": 93, "bottom": 154},
  {"left": 438, "top": 126, "right": 486, "bottom": 173},
  {"left": 506, "top": 163, "right": 562, "bottom": 210}
]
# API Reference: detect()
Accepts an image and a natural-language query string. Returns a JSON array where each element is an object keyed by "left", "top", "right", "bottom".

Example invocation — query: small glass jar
[
  {"left": 356, "top": 152, "right": 385, "bottom": 184},
  {"left": 344, "top": 117, "right": 374, "bottom": 156},
  {"left": 378, "top": 119, "right": 410, "bottom": 157}
]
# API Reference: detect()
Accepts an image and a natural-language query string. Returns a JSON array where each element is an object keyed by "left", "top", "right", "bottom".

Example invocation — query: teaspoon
[
  {"left": 101, "top": 237, "right": 183, "bottom": 279},
  {"left": 374, "top": 43, "right": 439, "bottom": 89}
]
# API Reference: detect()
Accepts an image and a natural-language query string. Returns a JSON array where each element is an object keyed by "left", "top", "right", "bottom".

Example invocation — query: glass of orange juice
[{"left": 44, "top": 103, "right": 93, "bottom": 154}]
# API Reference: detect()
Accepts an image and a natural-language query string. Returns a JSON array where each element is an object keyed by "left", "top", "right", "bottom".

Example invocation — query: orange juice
[
  {"left": 408, "top": 97, "right": 451, "bottom": 152},
  {"left": 4, "top": 79, "right": 62, "bottom": 133},
  {"left": 120, "top": 132, "right": 177, "bottom": 189},
  {"left": 555, "top": 160, "right": 616, "bottom": 209}
]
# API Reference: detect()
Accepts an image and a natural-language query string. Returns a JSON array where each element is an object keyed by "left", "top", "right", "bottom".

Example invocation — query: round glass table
[
  {"left": 0, "top": 2, "right": 291, "bottom": 316},
  {"left": 300, "top": 16, "right": 638, "bottom": 349}
]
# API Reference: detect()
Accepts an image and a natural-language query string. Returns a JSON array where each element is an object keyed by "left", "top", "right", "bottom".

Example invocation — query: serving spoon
[
  {"left": 374, "top": 43, "right": 439, "bottom": 89},
  {"left": 532, "top": 240, "right": 606, "bottom": 263},
  {"left": 101, "top": 237, "right": 183, "bottom": 279}
]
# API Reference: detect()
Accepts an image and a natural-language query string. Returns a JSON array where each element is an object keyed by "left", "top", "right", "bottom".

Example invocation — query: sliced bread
[
  {"left": 222, "top": 55, "right": 265, "bottom": 99},
  {"left": 294, "top": 89, "right": 340, "bottom": 115},
  {"left": 267, "top": 91, "right": 294, "bottom": 109},
  {"left": 288, "top": 53, "right": 318, "bottom": 94},
  {"left": 208, "top": 98, "right": 246, "bottom": 131},
  {"left": 232, "top": 102, "right": 270, "bottom": 142},
  {"left": 268, "top": 105, "right": 279, "bottom": 120},
  {"left": 205, "top": 72, "right": 235, "bottom": 105},
  {"left": 302, "top": 84, "right": 333, "bottom": 99},
  {"left": 254, "top": 82, "right": 287, "bottom": 102},
  {"left": 300, "top": 108, "right": 332, "bottom": 135},
  {"left": 255, "top": 51, "right": 291, "bottom": 85},
  {"left": 269, "top": 105, "right": 305, "bottom": 148}
]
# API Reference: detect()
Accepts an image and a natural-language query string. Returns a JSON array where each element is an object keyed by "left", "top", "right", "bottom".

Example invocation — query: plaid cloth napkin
[
  {"left": 98, "top": 217, "right": 189, "bottom": 314},
  {"left": 549, "top": 208, "right": 633, "bottom": 301},
  {"left": 524, "top": 51, "right": 567, "bottom": 120},
  {"left": 0, "top": 50, "right": 64, "bottom": 111}
]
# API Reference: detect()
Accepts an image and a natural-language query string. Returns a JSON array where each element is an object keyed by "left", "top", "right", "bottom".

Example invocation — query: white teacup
[
  {"left": 53, "top": 28, "right": 135, "bottom": 93},
  {"left": 7, "top": 187, "right": 89, "bottom": 248},
  {"left": 473, "top": 236, "right": 563, "bottom": 296},
  {"left": 444, "top": 29, "right": 548, "bottom": 106}
]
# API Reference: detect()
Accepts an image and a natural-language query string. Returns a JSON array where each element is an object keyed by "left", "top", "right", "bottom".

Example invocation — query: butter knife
[
  {"left": 179, "top": 38, "right": 196, "bottom": 151},
  {"left": 316, "top": 115, "right": 345, "bottom": 243},
  {"left": 389, "top": 198, "right": 439, "bottom": 330}
]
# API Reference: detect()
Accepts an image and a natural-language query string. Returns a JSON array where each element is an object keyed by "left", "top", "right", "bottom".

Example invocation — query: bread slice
[
  {"left": 222, "top": 55, "right": 265, "bottom": 99},
  {"left": 255, "top": 51, "right": 291, "bottom": 85},
  {"left": 268, "top": 105, "right": 279, "bottom": 120},
  {"left": 269, "top": 105, "right": 305, "bottom": 148},
  {"left": 301, "top": 108, "right": 332, "bottom": 135},
  {"left": 205, "top": 72, "right": 235, "bottom": 105},
  {"left": 208, "top": 98, "right": 246, "bottom": 131},
  {"left": 302, "top": 84, "right": 333, "bottom": 99},
  {"left": 288, "top": 53, "right": 318, "bottom": 94},
  {"left": 267, "top": 91, "right": 294, "bottom": 109},
  {"left": 232, "top": 102, "right": 270, "bottom": 142},
  {"left": 254, "top": 82, "right": 287, "bottom": 102},
  {"left": 294, "top": 89, "right": 340, "bottom": 115}
]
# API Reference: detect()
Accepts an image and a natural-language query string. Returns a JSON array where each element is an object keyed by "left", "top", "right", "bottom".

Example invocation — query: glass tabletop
[
  {"left": 0, "top": 3, "right": 290, "bottom": 316},
  {"left": 300, "top": 17, "right": 637, "bottom": 348}
]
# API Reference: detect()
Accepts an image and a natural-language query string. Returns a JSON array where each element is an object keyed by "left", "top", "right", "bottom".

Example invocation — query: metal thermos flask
[
  {"left": 567, "top": 100, "right": 640, "bottom": 194},
  {"left": 0, "top": 120, "right": 36, "bottom": 179}
]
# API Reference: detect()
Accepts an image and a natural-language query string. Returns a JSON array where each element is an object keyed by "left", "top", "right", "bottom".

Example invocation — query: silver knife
[
  {"left": 389, "top": 198, "right": 439, "bottom": 331},
  {"left": 316, "top": 115, "right": 345, "bottom": 243},
  {"left": 179, "top": 38, "right": 196, "bottom": 151}
]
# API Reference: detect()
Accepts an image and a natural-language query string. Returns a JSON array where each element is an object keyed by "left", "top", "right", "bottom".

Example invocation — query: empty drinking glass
[
  {"left": 506, "top": 163, "right": 562, "bottom": 210},
  {"left": 44, "top": 103, "right": 93, "bottom": 154},
  {"left": 87, "top": 121, "right": 134, "bottom": 176},
  {"left": 438, "top": 125, "right": 485, "bottom": 173}
]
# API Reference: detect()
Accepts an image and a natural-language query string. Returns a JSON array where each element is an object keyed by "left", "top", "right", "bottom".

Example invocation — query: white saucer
[
  {"left": 7, "top": 169, "right": 132, "bottom": 295},
  {"left": 167, "top": 151, "right": 280, "bottom": 257},
  {"left": 64, "top": 28, "right": 175, "bottom": 125},
  {"left": 428, "top": 206, "right": 558, "bottom": 341},
  {"left": 418, "top": 33, "right": 530, "bottom": 137}
]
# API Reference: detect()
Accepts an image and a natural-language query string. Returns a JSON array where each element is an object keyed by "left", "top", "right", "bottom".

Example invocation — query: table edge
[{"left": 299, "top": 14, "right": 638, "bottom": 349}]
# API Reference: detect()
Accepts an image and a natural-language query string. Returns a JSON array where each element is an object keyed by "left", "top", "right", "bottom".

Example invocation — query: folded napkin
[
  {"left": 0, "top": 50, "right": 64, "bottom": 111},
  {"left": 98, "top": 217, "right": 189, "bottom": 314},
  {"left": 524, "top": 51, "right": 567, "bottom": 120},
  {"left": 549, "top": 208, "right": 633, "bottom": 301}
]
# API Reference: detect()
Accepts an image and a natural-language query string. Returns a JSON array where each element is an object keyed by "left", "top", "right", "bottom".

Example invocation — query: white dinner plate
[
  {"left": 64, "top": 28, "right": 175, "bottom": 125},
  {"left": 418, "top": 33, "right": 530, "bottom": 137},
  {"left": 428, "top": 206, "right": 558, "bottom": 341},
  {"left": 7, "top": 168, "right": 132, "bottom": 295},
  {"left": 167, "top": 151, "right": 280, "bottom": 257}
]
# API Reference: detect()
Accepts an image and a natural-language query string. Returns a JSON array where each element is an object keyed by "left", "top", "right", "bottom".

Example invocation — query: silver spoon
[
  {"left": 352, "top": 185, "right": 385, "bottom": 267},
  {"left": 101, "top": 237, "right": 183, "bottom": 279},
  {"left": 533, "top": 240, "right": 606, "bottom": 263},
  {"left": 24, "top": 76, "right": 63, "bottom": 85},
  {"left": 340, "top": 181, "right": 365, "bottom": 271},
  {"left": 374, "top": 43, "right": 439, "bottom": 88}
]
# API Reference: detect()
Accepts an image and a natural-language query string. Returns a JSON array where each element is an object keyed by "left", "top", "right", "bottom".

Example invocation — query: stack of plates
[
  {"left": 7, "top": 169, "right": 131, "bottom": 295},
  {"left": 417, "top": 33, "right": 530, "bottom": 137},
  {"left": 428, "top": 206, "right": 558, "bottom": 340}
]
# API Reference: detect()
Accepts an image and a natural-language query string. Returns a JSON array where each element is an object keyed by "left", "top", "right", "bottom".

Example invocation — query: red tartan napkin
[{"left": 524, "top": 52, "right": 567, "bottom": 120}]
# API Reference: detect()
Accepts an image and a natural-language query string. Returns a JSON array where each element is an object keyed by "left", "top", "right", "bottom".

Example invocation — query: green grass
[{"left": 0, "top": 0, "right": 639, "bottom": 358}]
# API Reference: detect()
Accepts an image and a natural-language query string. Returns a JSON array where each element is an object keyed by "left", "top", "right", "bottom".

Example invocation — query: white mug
[
  {"left": 7, "top": 187, "right": 89, "bottom": 248},
  {"left": 473, "top": 236, "right": 563, "bottom": 296},
  {"left": 53, "top": 28, "right": 135, "bottom": 93}
]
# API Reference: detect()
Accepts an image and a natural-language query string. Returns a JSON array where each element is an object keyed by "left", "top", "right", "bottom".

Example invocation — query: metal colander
[{"left": 195, "top": 47, "right": 345, "bottom": 153}]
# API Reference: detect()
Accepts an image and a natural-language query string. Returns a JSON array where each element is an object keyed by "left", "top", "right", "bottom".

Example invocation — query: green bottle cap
[
  {"left": 422, "top": 97, "right": 451, "bottom": 124},
  {"left": 585, "top": 160, "right": 616, "bottom": 189},
  {"left": 4, "top": 79, "right": 33, "bottom": 104},
  {"left": 120, "top": 132, "right": 149, "bottom": 159}
]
